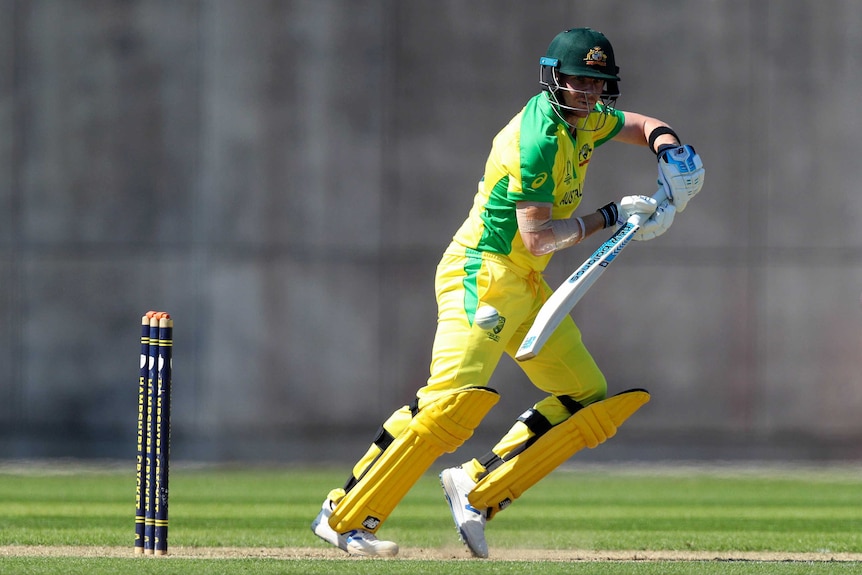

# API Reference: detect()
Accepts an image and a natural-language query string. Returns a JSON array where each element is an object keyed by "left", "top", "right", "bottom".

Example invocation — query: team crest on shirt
[
  {"left": 584, "top": 46, "right": 608, "bottom": 68},
  {"left": 579, "top": 143, "right": 592, "bottom": 166}
]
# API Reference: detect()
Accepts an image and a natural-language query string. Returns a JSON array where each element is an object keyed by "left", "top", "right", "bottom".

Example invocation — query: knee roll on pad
[
  {"left": 468, "top": 389, "right": 649, "bottom": 515},
  {"left": 329, "top": 386, "right": 499, "bottom": 533}
]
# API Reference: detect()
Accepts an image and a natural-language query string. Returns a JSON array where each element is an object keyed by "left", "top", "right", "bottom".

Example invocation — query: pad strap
[
  {"left": 468, "top": 389, "right": 650, "bottom": 516},
  {"left": 477, "top": 395, "right": 586, "bottom": 481}
]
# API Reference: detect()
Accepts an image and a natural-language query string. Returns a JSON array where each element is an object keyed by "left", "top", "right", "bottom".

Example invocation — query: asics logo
[{"left": 530, "top": 172, "right": 548, "bottom": 189}]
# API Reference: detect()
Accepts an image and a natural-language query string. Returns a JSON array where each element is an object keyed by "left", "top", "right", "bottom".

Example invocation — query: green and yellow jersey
[{"left": 451, "top": 92, "right": 624, "bottom": 272}]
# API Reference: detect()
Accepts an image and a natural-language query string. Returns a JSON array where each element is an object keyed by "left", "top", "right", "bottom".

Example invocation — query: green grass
[
  {"left": 1, "top": 463, "right": 861, "bottom": 574},
  {"left": 2, "top": 558, "right": 862, "bottom": 575}
]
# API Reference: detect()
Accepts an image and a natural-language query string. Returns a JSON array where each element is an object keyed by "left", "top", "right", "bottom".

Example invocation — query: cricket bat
[{"left": 515, "top": 187, "right": 668, "bottom": 361}]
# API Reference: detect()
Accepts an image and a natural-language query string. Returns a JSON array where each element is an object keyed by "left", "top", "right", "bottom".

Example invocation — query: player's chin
[{"left": 565, "top": 112, "right": 589, "bottom": 126}]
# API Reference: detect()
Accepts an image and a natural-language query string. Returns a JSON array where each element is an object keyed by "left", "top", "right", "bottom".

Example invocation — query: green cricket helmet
[
  {"left": 540, "top": 28, "right": 621, "bottom": 130},
  {"left": 542, "top": 27, "right": 620, "bottom": 96}
]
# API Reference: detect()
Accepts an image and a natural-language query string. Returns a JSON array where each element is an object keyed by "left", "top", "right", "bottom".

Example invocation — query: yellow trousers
[
  {"left": 329, "top": 243, "right": 608, "bottom": 510},
  {"left": 423, "top": 244, "right": 608, "bottom": 463}
]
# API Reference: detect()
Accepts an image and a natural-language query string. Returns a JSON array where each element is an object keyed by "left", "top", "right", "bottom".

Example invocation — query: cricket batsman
[{"left": 312, "top": 27, "right": 704, "bottom": 557}]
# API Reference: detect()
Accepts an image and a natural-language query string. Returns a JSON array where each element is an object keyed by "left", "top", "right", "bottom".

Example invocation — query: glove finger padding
[
  {"left": 617, "top": 195, "right": 657, "bottom": 223},
  {"left": 634, "top": 198, "right": 675, "bottom": 241}
]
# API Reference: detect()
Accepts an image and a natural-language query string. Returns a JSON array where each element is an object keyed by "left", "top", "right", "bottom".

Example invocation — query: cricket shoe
[
  {"left": 311, "top": 499, "right": 399, "bottom": 557},
  {"left": 440, "top": 466, "right": 489, "bottom": 558}
]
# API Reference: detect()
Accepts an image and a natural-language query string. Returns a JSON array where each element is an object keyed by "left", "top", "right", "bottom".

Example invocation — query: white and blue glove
[{"left": 657, "top": 144, "right": 704, "bottom": 212}]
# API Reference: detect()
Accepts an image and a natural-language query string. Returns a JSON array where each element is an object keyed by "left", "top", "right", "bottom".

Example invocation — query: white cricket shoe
[
  {"left": 343, "top": 528, "right": 399, "bottom": 557},
  {"left": 440, "top": 467, "right": 489, "bottom": 558},
  {"left": 311, "top": 499, "right": 399, "bottom": 557}
]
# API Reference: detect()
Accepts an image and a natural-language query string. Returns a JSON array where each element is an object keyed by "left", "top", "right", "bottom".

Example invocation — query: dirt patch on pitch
[{"left": 3, "top": 546, "right": 862, "bottom": 562}]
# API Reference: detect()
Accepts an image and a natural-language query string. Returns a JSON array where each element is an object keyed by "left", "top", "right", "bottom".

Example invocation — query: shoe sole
[{"left": 346, "top": 537, "right": 399, "bottom": 557}]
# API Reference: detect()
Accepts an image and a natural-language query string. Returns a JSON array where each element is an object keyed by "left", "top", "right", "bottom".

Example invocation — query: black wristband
[
  {"left": 648, "top": 126, "right": 679, "bottom": 155},
  {"left": 597, "top": 202, "right": 619, "bottom": 229}
]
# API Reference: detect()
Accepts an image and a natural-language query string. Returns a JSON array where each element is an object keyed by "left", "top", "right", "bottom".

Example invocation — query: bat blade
[
  {"left": 515, "top": 222, "right": 637, "bottom": 361},
  {"left": 515, "top": 187, "right": 667, "bottom": 362}
]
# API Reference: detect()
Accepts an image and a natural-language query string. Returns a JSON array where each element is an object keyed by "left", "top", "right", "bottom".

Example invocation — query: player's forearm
[
  {"left": 617, "top": 112, "right": 680, "bottom": 153},
  {"left": 516, "top": 203, "right": 609, "bottom": 256},
  {"left": 554, "top": 211, "right": 606, "bottom": 248},
  {"left": 578, "top": 211, "right": 608, "bottom": 237},
  {"left": 642, "top": 119, "right": 679, "bottom": 153}
]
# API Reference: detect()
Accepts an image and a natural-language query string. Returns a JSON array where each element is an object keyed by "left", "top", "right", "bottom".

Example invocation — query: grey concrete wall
[{"left": 1, "top": 0, "right": 861, "bottom": 462}]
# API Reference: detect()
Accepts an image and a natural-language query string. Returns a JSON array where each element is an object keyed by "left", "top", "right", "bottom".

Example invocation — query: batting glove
[
  {"left": 616, "top": 194, "right": 673, "bottom": 241},
  {"left": 657, "top": 144, "right": 704, "bottom": 213},
  {"left": 617, "top": 195, "right": 657, "bottom": 223},
  {"left": 634, "top": 197, "right": 675, "bottom": 241}
]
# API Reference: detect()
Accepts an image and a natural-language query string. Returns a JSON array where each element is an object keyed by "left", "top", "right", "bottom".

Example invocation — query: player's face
[{"left": 558, "top": 75, "right": 605, "bottom": 118}]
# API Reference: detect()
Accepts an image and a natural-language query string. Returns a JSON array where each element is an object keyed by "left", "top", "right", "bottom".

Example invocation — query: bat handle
[{"left": 627, "top": 186, "right": 669, "bottom": 226}]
